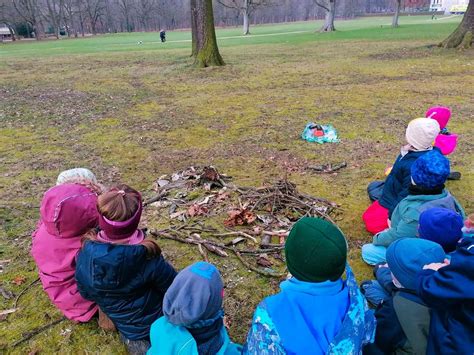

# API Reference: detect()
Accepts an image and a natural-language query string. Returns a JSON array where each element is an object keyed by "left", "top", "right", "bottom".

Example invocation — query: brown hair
[{"left": 98, "top": 184, "right": 140, "bottom": 221}]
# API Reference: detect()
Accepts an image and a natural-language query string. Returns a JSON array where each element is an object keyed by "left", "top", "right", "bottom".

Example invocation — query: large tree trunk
[
  {"left": 440, "top": 0, "right": 474, "bottom": 49},
  {"left": 243, "top": 0, "right": 250, "bottom": 35},
  {"left": 320, "top": 0, "right": 336, "bottom": 32},
  {"left": 392, "top": 0, "right": 401, "bottom": 27},
  {"left": 191, "top": 0, "right": 225, "bottom": 67}
]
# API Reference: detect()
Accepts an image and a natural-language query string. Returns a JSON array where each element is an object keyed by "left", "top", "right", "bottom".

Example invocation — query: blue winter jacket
[
  {"left": 244, "top": 265, "right": 375, "bottom": 354},
  {"left": 148, "top": 317, "right": 242, "bottom": 355},
  {"left": 416, "top": 237, "right": 474, "bottom": 355},
  {"left": 379, "top": 149, "right": 432, "bottom": 217},
  {"left": 75, "top": 241, "right": 177, "bottom": 340}
]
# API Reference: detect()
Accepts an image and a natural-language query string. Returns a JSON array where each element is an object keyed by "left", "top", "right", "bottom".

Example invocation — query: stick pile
[{"left": 146, "top": 166, "right": 339, "bottom": 277}]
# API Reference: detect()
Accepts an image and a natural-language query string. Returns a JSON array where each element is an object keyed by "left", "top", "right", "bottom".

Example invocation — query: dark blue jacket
[
  {"left": 75, "top": 241, "right": 176, "bottom": 340},
  {"left": 416, "top": 237, "right": 474, "bottom": 355},
  {"left": 379, "top": 149, "right": 432, "bottom": 217}
]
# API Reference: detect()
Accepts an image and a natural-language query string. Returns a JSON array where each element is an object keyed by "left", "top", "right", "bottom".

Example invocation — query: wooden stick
[
  {"left": 14, "top": 277, "right": 40, "bottom": 309},
  {"left": 11, "top": 317, "right": 66, "bottom": 347},
  {"left": 233, "top": 250, "right": 286, "bottom": 278}
]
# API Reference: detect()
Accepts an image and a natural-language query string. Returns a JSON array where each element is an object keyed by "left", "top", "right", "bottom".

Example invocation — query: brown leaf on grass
[
  {"left": 12, "top": 276, "right": 26, "bottom": 286},
  {"left": 256, "top": 254, "right": 273, "bottom": 268},
  {"left": 224, "top": 209, "right": 256, "bottom": 227},
  {"left": 187, "top": 204, "right": 208, "bottom": 217},
  {"left": 215, "top": 191, "right": 230, "bottom": 202},
  {"left": 201, "top": 166, "right": 220, "bottom": 182}
]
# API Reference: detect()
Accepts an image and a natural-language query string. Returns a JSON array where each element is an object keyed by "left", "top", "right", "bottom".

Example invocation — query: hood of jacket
[{"left": 40, "top": 183, "right": 99, "bottom": 238}]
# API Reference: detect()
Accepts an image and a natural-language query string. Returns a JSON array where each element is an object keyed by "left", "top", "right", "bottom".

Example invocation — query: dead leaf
[
  {"left": 12, "top": 276, "right": 26, "bottom": 286},
  {"left": 169, "top": 210, "right": 186, "bottom": 219},
  {"left": 224, "top": 208, "right": 256, "bottom": 227},
  {"left": 187, "top": 204, "right": 208, "bottom": 217},
  {"left": 201, "top": 166, "right": 220, "bottom": 182},
  {"left": 257, "top": 254, "right": 273, "bottom": 268}
]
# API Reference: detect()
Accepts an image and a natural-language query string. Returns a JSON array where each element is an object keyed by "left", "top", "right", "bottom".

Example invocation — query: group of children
[{"left": 30, "top": 105, "right": 472, "bottom": 354}]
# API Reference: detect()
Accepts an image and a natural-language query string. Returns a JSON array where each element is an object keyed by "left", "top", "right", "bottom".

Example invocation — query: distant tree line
[{"left": 0, "top": 0, "right": 429, "bottom": 40}]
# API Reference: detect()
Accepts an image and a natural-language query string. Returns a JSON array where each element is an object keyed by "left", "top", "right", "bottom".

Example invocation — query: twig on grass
[
  {"left": 14, "top": 277, "right": 40, "bottom": 309},
  {"left": 11, "top": 317, "right": 66, "bottom": 347}
]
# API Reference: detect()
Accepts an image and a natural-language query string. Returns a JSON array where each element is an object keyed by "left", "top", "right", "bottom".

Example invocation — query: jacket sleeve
[
  {"left": 373, "top": 208, "right": 418, "bottom": 247},
  {"left": 416, "top": 247, "right": 474, "bottom": 306},
  {"left": 145, "top": 256, "right": 177, "bottom": 294},
  {"left": 243, "top": 303, "right": 285, "bottom": 355}
]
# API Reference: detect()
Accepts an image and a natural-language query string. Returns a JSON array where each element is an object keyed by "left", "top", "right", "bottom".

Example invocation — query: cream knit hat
[{"left": 405, "top": 118, "right": 440, "bottom": 150}]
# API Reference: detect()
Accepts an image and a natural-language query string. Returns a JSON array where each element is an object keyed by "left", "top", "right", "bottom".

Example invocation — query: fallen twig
[
  {"left": 11, "top": 317, "right": 66, "bottom": 347},
  {"left": 14, "top": 277, "right": 40, "bottom": 309},
  {"left": 233, "top": 250, "right": 286, "bottom": 278},
  {"left": 307, "top": 162, "right": 347, "bottom": 174},
  {"left": 212, "top": 231, "right": 258, "bottom": 244}
]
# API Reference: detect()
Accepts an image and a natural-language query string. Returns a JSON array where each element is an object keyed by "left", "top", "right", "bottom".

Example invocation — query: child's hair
[
  {"left": 92, "top": 184, "right": 161, "bottom": 258},
  {"left": 98, "top": 184, "right": 140, "bottom": 221}
]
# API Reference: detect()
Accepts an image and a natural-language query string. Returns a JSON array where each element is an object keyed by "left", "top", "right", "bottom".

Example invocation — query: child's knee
[{"left": 362, "top": 244, "right": 387, "bottom": 265}]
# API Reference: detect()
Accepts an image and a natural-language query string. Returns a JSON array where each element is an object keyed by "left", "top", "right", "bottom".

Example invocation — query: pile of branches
[{"left": 146, "top": 166, "right": 339, "bottom": 277}]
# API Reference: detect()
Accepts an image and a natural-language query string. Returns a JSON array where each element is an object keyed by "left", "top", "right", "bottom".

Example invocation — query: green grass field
[{"left": 1, "top": 15, "right": 473, "bottom": 354}]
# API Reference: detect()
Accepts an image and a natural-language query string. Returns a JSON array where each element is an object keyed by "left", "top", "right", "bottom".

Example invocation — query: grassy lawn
[{"left": 1, "top": 15, "right": 473, "bottom": 353}]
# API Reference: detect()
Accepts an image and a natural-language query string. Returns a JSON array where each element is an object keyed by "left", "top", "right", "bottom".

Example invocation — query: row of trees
[{"left": 1, "top": 0, "right": 431, "bottom": 40}]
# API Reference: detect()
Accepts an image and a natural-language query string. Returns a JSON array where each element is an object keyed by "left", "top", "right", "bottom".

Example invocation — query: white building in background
[{"left": 430, "top": 0, "right": 468, "bottom": 14}]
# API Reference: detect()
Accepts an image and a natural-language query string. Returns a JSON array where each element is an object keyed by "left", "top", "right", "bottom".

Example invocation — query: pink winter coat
[{"left": 31, "top": 184, "right": 99, "bottom": 322}]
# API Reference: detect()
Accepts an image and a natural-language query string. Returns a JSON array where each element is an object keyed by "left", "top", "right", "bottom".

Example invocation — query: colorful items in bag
[{"left": 301, "top": 122, "right": 339, "bottom": 144}]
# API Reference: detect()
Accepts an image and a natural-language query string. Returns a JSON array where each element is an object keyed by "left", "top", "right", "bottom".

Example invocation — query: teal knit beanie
[{"left": 285, "top": 217, "right": 347, "bottom": 283}]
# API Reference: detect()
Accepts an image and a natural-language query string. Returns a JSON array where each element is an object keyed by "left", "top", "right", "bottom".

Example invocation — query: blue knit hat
[
  {"left": 386, "top": 238, "right": 445, "bottom": 290},
  {"left": 411, "top": 150, "right": 450, "bottom": 189},
  {"left": 163, "top": 262, "right": 223, "bottom": 328},
  {"left": 419, "top": 208, "right": 463, "bottom": 252}
]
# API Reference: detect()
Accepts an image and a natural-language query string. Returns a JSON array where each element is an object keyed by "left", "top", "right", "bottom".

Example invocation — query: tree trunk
[
  {"left": 392, "top": 0, "right": 401, "bottom": 27},
  {"left": 190, "top": 0, "right": 225, "bottom": 67},
  {"left": 320, "top": 0, "right": 336, "bottom": 32},
  {"left": 243, "top": 0, "right": 250, "bottom": 35},
  {"left": 440, "top": 0, "right": 474, "bottom": 48},
  {"left": 7, "top": 24, "right": 17, "bottom": 41}
]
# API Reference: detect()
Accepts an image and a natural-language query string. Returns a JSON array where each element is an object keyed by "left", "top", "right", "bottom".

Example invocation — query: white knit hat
[
  {"left": 56, "top": 168, "right": 98, "bottom": 185},
  {"left": 405, "top": 118, "right": 440, "bottom": 151}
]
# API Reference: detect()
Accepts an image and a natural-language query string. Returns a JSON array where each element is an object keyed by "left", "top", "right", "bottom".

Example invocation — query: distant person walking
[{"left": 160, "top": 29, "right": 166, "bottom": 43}]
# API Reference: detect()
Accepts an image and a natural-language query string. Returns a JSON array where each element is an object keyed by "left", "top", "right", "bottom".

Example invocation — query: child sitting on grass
[
  {"left": 148, "top": 261, "right": 242, "bottom": 355},
  {"left": 361, "top": 207, "right": 464, "bottom": 306},
  {"left": 244, "top": 217, "right": 375, "bottom": 355},
  {"left": 364, "top": 238, "right": 446, "bottom": 355},
  {"left": 31, "top": 169, "right": 102, "bottom": 322},
  {"left": 362, "top": 150, "right": 464, "bottom": 265},
  {"left": 363, "top": 117, "right": 440, "bottom": 235},
  {"left": 416, "top": 215, "right": 474, "bottom": 354},
  {"left": 75, "top": 184, "right": 176, "bottom": 354}
]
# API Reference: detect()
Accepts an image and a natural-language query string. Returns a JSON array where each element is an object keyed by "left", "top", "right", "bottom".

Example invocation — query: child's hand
[{"left": 423, "top": 259, "right": 450, "bottom": 271}]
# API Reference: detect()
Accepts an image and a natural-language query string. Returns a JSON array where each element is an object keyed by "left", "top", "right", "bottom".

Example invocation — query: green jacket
[{"left": 373, "top": 190, "right": 464, "bottom": 247}]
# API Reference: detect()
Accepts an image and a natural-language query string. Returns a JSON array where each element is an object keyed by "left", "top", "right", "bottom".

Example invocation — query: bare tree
[
  {"left": 392, "top": 0, "right": 401, "bottom": 27},
  {"left": 440, "top": 0, "right": 473, "bottom": 49},
  {"left": 0, "top": 0, "right": 18, "bottom": 40},
  {"left": 84, "top": 0, "right": 105, "bottom": 34},
  {"left": 313, "top": 0, "right": 336, "bottom": 31},
  {"left": 217, "top": 0, "right": 274, "bottom": 35},
  {"left": 43, "top": 0, "right": 65, "bottom": 38},
  {"left": 191, "top": 0, "right": 224, "bottom": 67},
  {"left": 12, "top": 0, "right": 43, "bottom": 38}
]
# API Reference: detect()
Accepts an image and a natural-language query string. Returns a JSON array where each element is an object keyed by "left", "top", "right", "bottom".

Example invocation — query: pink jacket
[
  {"left": 31, "top": 184, "right": 99, "bottom": 322},
  {"left": 426, "top": 106, "right": 458, "bottom": 156}
]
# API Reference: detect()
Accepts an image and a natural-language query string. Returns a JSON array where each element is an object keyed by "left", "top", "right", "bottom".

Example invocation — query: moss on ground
[{"left": 1, "top": 20, "right": 473, "bottom": 353}]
